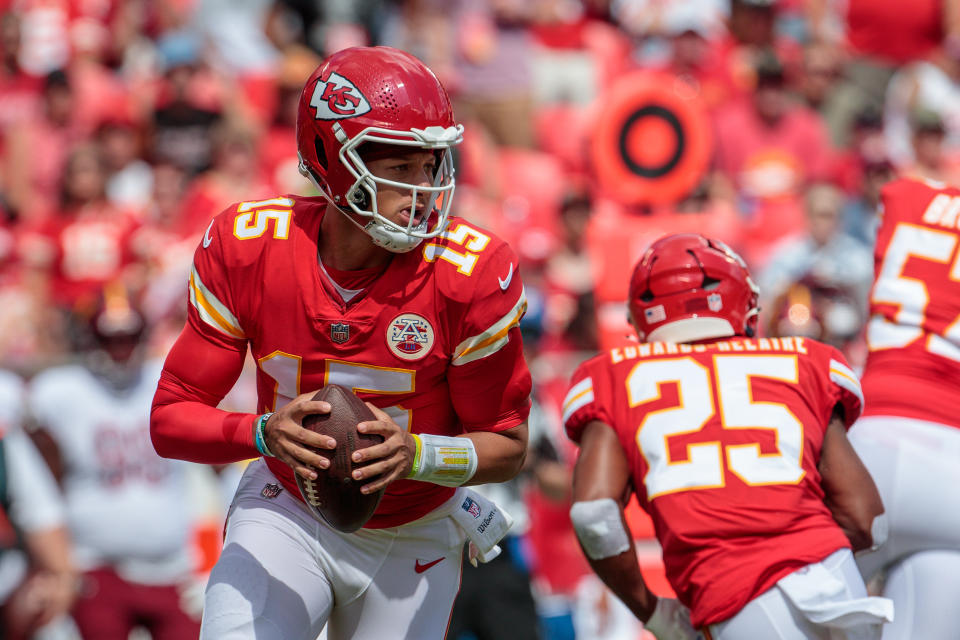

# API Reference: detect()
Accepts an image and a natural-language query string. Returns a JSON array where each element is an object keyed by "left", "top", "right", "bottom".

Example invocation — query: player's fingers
[
  {"left": 294, "top": 425, "right": 337, "bottom": 450},
  {"left": 288, "top": 400, "right": 332, "bottom": 420},
  {"left": 356, "top": 418, "right": 402, "bottom": 439},
  {"left": 277, "top": 440, "right": 331, "bottom": 474},
  {"left": 354, "top": 458, "right": 403, "bottom": 494},
  {"left": 364, "top": 402, "right": 392, "bottom": 422},
  {"left": 350, "top": 439, "right": 392, "bottom": 463}
]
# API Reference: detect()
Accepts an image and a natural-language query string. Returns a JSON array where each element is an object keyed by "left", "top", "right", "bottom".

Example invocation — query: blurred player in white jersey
[
  {"left": 849, "top": 177, "right": 960, "bottom": 639},
  {"left": 0, "top": 370, "right": 76, "bottom": 640},
  {"left": 27, "top": 295, "right": 202, "bottom": 640}
]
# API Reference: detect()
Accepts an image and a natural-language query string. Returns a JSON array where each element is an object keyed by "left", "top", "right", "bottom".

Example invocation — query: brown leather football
[{"left": 295, "top": 384, "right": 385, "bottom": 533}]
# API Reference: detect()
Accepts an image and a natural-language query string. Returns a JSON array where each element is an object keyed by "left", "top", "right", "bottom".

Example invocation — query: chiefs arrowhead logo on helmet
[
  {"left": 309, "top": 72, "right": 371, "bottom": 120},
  {"left": 296, "top": 46, "right": 463, "bottom": 254}
]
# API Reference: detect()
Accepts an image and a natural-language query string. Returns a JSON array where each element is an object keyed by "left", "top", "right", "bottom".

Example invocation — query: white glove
[{"left": 644, "top": 597, "right": 703, "bottom": 640}]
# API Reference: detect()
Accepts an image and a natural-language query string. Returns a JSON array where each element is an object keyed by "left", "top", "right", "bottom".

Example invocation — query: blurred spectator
[
  {"left": 0, "top": 12, "right": 42, "bottom": 132},
  {"left": 192, "top": 0, "right": 279, "bottom": 75},
  {"left": 796, "top": 41, "right": 842, "bottom": 113},
  {"left": 26, "top": 296, "right": 203, "bottom": 640},
  {"left": 542, "top": 190, "right": 599, "bottom": 353},
  {"left": 712, "top": 49, "right": 834, "bottom": 207},
  {"left": 711, "top": 49, "right": 835, "bottom": 267},
  {"left": 148, "top": 31, "right": 223, "bottom": 176},
  {"left": 812, "top": 0, "right": 956, "bottom": 147},
  {"left": 0, "top": 370, "right": 76, "bottom": 640},
  {"left": 653, "top": 4, "right": 740, "bottom": 114},
  {"left": 883, "top": 44, "right": 960, "bottom": 169},
  {"left": 99, "top": 117, "right": 153, "bottom": 211},
  {"left": 21, "top": 144, "right": 142, "bottom": 323},
  {"left": 257, "top": 46, "right": 319, "bottom": 195},
  {"left": 380, "top": 0, "right": 455, "bottom": 87},
  {"left": 178, "top": 123, "right": 274, "bottom": 235},
  {"left": 757, "top": 182, "right": 873, "bottom": 336},
  {"left": 451, "top": 0, "right": 536, "bottom": 148},
  {"left": 842, "top": 155, "right": 894, "bottom": 247},
  {"left": 902, "top": 108, "right": 960, "bottom": 185},
  {"left": 3, "top": 69, "right": 82, "bottom": 220},
  {"left": 831, "top": 104, "right": 887, "bottom": 195}
]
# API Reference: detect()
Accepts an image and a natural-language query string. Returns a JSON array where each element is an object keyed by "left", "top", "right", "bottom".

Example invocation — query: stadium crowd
[{"left": 0, "top": 0, "right": 956, "bottom": 638}]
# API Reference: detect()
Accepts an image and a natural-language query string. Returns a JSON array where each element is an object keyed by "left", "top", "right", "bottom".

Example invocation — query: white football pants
[
  {"left": 705, "top": 549, "right": 892, "bottom": 640},
  {"left": 200, "top": 459, "right": 466, "bottom": 640},
  {"left": 849, "top": 416, "right": 960, "bottom": 640}
]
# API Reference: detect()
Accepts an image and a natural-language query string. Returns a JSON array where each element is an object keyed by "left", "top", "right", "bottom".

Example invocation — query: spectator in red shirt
[
  {"left": 21, "top": 144, "right": 142, "bottom": 322},
  {"left": 711, "top": 50, "right": 834, "bottom": 266}
]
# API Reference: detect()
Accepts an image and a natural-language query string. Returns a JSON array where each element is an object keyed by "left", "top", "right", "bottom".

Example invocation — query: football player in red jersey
[
  {"left": 149, "top": 47, "right": 532, "bottom": 640},
  {"left": 849, "top": 177, "right": 960, "bottom": 640},
  {"left": 563, "top": 234, "right": 893, "bottom": 639}
]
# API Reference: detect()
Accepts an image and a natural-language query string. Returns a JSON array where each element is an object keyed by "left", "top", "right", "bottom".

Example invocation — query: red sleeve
[
  {"left": 151, "top": 209, "right": 259, "bottom": 464},
  {"left": 562, "top": 357, "right": 613, "bottom": 444},
  {"left": 447, "top": 243, "right": 532, "bottom": 432},
  {"left": 150, "top": 321, "right": 258, "bottom": 463},
  {"left": 823, "top": 346, "right": 864, "bottom": 428}
]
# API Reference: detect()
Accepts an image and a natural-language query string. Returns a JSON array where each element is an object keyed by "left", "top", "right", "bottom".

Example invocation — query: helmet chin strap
[{"left": 300, "top": 161, "right": 424, "bottom": 253}]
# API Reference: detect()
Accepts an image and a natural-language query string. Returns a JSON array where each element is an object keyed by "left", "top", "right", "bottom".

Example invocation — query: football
[{"left": 295, "top": 384, "right": 385, "bottom": 533}]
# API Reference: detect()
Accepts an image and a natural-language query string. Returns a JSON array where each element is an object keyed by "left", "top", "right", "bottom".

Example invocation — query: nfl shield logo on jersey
[
  {"left": 707, "top": 293, "right": 723, "bottom": 312},
  {"left": 261, "top": 483, "right": 283, "bottom": 499},
  {"left": 462, "top": 497, "right": 482, "bottom": 519},
  {"left": 387, "top": 313, "right": 435, "bottom": 361},
  {"left": 330, "top": 322, "right": 350, "bottom": 344}
]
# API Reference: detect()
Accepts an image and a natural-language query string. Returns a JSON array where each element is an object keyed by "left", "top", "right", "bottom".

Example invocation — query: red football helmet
[
  {"left": 628, "top": 233, "right": 760, "bottom": 343},
  {"left": 296, "top": 46, "right": 463, "bottom": 252}
]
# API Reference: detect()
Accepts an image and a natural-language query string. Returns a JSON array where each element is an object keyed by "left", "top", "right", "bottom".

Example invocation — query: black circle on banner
[{"left": 618, "top": 105, "right": 685, "bottom": 179}]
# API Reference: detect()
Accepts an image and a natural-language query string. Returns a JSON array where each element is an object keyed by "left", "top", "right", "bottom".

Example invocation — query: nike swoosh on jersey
[
  {"left": 498, "top": 263, "right": 514, "bottom": 291},
  {"left": 203, "top": 220, "right": 215, "bottom": 248},
  {"left": 414, "top": 557, "right": 445, "bottom": 573}
]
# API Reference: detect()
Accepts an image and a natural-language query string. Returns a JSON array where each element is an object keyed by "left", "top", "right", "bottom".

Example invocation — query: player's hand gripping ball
[{"left": 295, "top": 385, "right": 385, "bottom": 532}]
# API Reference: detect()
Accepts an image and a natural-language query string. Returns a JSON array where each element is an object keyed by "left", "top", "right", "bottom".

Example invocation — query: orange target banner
[{"left": 591, "top": 71, "right": 713, "bottom": 206}]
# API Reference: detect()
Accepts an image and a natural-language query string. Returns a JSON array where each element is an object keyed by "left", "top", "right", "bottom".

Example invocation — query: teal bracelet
[{"left": 254, "top": 413, "right": 276, "bottom": 457}]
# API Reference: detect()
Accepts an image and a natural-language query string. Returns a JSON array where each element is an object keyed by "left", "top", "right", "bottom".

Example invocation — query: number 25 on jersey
[{"left": 630, "top": 355, "right": 805, "bottom": 500}]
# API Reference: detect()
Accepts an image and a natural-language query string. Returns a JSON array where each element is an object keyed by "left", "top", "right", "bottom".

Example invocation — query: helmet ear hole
[{"left": 314, "top": 136, "right": 328, "bottom": 171}]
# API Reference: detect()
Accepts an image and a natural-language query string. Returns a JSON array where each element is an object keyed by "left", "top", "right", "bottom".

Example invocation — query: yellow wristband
[{"left": 406, "top": 433, "right": 423, "bottom": 479}]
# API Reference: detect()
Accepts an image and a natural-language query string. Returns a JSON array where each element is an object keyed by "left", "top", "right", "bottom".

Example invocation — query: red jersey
[
  {"left": 563, "top": 336, "right": 861, "bottom": 627},
  {"left": 862, "top": 178, "right": 960, "bottom": 428},
  {"left": 168, "top": 196, "right": 531, "bottom": 528}
]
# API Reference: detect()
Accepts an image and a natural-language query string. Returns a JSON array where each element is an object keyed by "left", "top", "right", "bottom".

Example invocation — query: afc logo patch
[
  {"left": 461, "top": 497, "right": 481, "bottom": 519},
  {"left": 309, "top": 72, "right": 371, "bottom": 120},
  {"left": 386, "top": 313, "right": 435, "bottom": 361}
]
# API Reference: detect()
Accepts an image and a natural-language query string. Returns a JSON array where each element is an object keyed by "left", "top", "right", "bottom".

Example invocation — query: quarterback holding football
[{"left": 150, "top": 46, "right": 531, "bottom": 640}]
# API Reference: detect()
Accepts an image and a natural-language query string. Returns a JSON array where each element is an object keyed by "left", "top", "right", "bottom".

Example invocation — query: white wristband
[{"left": 406, "top": 433, "right": 479, "bottom": 487}]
